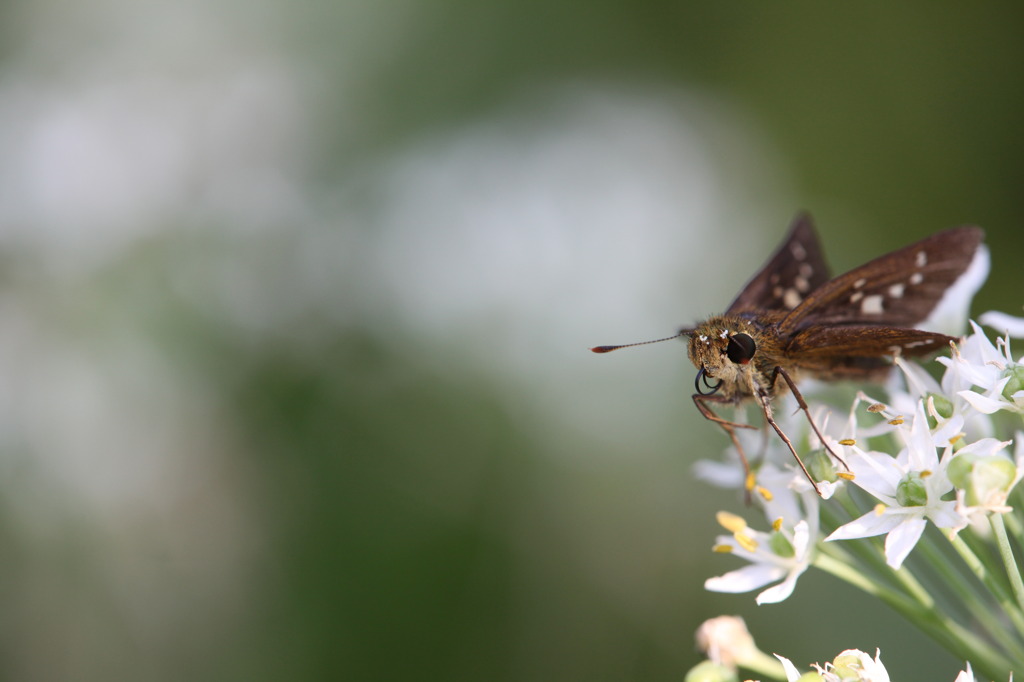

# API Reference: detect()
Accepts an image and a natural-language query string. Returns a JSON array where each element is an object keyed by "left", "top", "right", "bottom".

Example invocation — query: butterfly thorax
[{"left": 686, "top": 313, "right": 792, "bottom": 404}]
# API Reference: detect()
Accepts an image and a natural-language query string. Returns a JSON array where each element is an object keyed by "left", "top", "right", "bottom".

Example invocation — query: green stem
[
  {"left": 949, "top": 532, "right": 1024, "bottom": 637},
  {"left": 915, "top": 530, "right": 1023, "bottom": 657},
  {"left": 815, "top": 550, "right": 1014, "bottom": 679},
  {"left": 1004, "top": 507, "right": 1024, "bottom": 539},
  {"left": 990, "top": 513, "right": 1024, "bottom": 616},
  {"left": 740, "top": 649, "right": 787, "bottom": 682}
]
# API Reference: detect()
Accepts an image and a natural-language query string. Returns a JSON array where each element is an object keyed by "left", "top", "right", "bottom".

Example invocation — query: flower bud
[
  {"left": 895, "top": 472, "right": 928, "bottom": 507},
  {"left": 1001, "top": 364, "right": 1024, "bottom": 401},
  {"left": 926, "top": 392, "right": 954, "bottom": 429},
  {"left": 769, "top": 530, "right": 795, "bottom": 558},
  {"left": 806, "top": 449, "right": 837, "bottom": 483}
]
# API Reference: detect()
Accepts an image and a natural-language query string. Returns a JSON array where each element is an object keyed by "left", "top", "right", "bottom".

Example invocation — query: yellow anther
[
  {"left": 888, "top": 417, "right": 905, "bottom": 426},
  {"left": 756, "top": 486, "right": 774, "bottom": 502},
  {"left": 837, "top": 472, "right": 856, "bottom": 481},
  {"left": 873, "top": 503, "right": 886, "bottom": 516},
  {"left": 771, "top": 517, "right": 784, "bottom": 532},
  {"left": 838, "top": 438, "right": 856, "bottom": 446},
  {"left": 716, "top": 511, "right": 748, "bottom": 533},
  {"left": 712, "top": 544, "right": 734, "bottom": 554},
  {"left": 745, "top": 472, "right": 756, "bottom": 492},
  {"left": 867, "top": 403, "right": 887, "bottom": 413},
  {"left": 948, "top": 432, "right": 966, "bottom": 445},
  {"left": 733, "top": 532, "right": 758, "bottom": 553}
]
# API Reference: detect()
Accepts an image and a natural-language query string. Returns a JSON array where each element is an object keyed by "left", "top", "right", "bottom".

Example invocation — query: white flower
[
  {"left": 705, "top": 511, "right": 813, "bottom": 604},
  {"left": 942, "top": 322, "right": 1024, "bottom": 416},
  {"left": 813, "top": 649, "right": 890, "bottom": 682},
  {"left": 825, "top": 402, "right": 966, "bottom": 569}
]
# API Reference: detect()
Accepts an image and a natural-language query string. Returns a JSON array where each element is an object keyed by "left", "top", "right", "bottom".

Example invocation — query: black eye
[{"left": 726, "top": 333, "right": 756, "bottom": 364}]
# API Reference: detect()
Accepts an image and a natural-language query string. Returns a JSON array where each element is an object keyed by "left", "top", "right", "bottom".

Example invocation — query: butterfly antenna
[{"left": 590, "top": 330, "right": 692, "bottom": 354}]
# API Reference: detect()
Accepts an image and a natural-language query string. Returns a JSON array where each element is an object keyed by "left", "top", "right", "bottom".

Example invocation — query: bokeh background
[{"left": 1, "top": 1, "right": 1022, "bottom": 680}]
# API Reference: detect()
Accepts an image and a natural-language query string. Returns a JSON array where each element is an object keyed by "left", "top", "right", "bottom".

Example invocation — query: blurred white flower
[
  {"left": 695, "top": 615, "right": 758, "bottom": 669},
  {"left": 813, "top": 649, "right": 890, "bottom": 682}
]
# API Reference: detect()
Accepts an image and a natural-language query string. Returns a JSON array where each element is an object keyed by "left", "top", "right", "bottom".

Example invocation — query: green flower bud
[
  {"left": 949, "top": 453, "right": 1018, "bottom": 506},
  {"left": 806, "top": 449, "right": 837, "bottom": 483},
  {"left": 684, "top": 660, "right": 738, "bottom": 682},
  {"left": 967, "top": 457, "right": 1018, "bottom": 506},
  {"left": 830, "top": 653, "right": 868, "bottom": 679},
  {"left": 947, "top": 453, "right": 977, "bottom": 489},
  {"left": 895, "top": 472, "right": 928, "bottom": 507},
  {"left": 769, "top": 531, "right": 795, "bottom": 558},
  {"left": 795, "top": 674, "right": 824, "bottom": 682},
  {"left": 1002, "top": 364, "right": 1024, "bottom": 401},
  {"left": 926, "top": 392, "right": 954, "bottom": 429}
]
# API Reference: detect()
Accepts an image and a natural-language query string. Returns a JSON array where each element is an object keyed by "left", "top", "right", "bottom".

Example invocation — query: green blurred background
[{"left": 1, "top": 1, "right": 1022, "bottom": 679}]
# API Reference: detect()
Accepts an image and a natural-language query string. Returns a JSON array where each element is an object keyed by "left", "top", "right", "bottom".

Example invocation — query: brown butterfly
[{"left": 592, "top": 213, "right": 985, "bottom": 495}]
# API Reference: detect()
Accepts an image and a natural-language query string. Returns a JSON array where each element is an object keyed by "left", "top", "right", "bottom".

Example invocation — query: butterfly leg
[
  {"left": 692, "top": 394, "right": 758, "bottom": 497},
  {"left": 752, "top": 389, "right": 823, "bottom": 497},
  {"left": 769, "top": 366, "right": 850, "bottom": 473}
]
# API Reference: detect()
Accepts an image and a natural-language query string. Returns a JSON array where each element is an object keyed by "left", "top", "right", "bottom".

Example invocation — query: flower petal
[
  {"left": 884, "top": 516, "right": 927, "bottom": 569},
  {"left": 826, "top": 510, "right": 902, "bottom": 541},
  {"left": 705, "top": 563, "right": 785, "bottom": 594},
  {"left": 756, "top": 572, "right": 799, "bottom": 604},
  {"left": 959, "top": 390, "right": 1009, "bottom": 414},
  {"left": 775, "top": 654, "right": 804, "bottom": 682},
  {"left": 979, "top": 310, "right": 1024, "bottom": 338}
]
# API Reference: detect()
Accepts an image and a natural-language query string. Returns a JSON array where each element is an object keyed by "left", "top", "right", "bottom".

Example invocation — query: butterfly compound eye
[{"left": 726, "top": 333, "right": 756, "bottom": 364}]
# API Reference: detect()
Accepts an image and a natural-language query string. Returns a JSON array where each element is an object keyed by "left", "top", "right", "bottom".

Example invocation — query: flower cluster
[
  {"left": 690, "top": 615, "right": 983, "bottom": 682},
  {"left": 690, "top": 314, "right": 1024, "bottom": 681}
]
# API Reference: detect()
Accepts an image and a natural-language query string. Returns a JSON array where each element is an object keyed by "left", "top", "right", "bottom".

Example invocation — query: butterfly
[{"left": 593, "top": 213, "right": 985, "bottom": 495}]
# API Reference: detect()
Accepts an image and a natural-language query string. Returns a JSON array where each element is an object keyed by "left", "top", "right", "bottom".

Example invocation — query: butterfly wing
[
  {"left": 779, "top": 226, "right": 984, "bottom": 332},
  {"left": 725, "top": 212, "right": 832, "bottom": 315}
]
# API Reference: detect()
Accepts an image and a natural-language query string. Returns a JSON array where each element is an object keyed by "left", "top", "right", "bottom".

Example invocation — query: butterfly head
[{"left": 685, "top": 316, "right": 761, "bottom": 398}]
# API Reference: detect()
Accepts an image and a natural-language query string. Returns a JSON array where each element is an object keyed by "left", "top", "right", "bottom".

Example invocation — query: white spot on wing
[
  {"left": 916, "top": 250, "right": 928, "bottom": 268},
  {"left": 799, "top": 263, "right": 813, "bottom": 278},
  {"left": 795, "top": 276, "right": 810, "bottom": 292},
  {"left": 790, "top": 243, "right": 807, "bottom": 260},
  {"left": 889, "top": 283, "right": 905, "bottom": 298},
  {"left": 850, "top": 291, "right": 864, "bottom": 303},
  {"left": 910, "top": 272, "right": 924, "bottom": 285},
  {"left": 861, "top": 294, "right": 884, "bottom": 314},
  {"left": 853, "top": 278, "right": 867, "bottom": 289},
  {"left": 783, "top": 288, "right": 802, "bottom": 309}
]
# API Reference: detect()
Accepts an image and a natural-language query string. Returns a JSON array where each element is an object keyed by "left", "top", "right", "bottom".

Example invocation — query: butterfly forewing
[
  {"left": 784, "top": 325, "right": 952, "bottom": 377},
  {"left": 779, "top": 226, "right": 984, "bottom": 332},
  {"left": 726, "top": 212, "right": 832, "bottom": 314}
]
